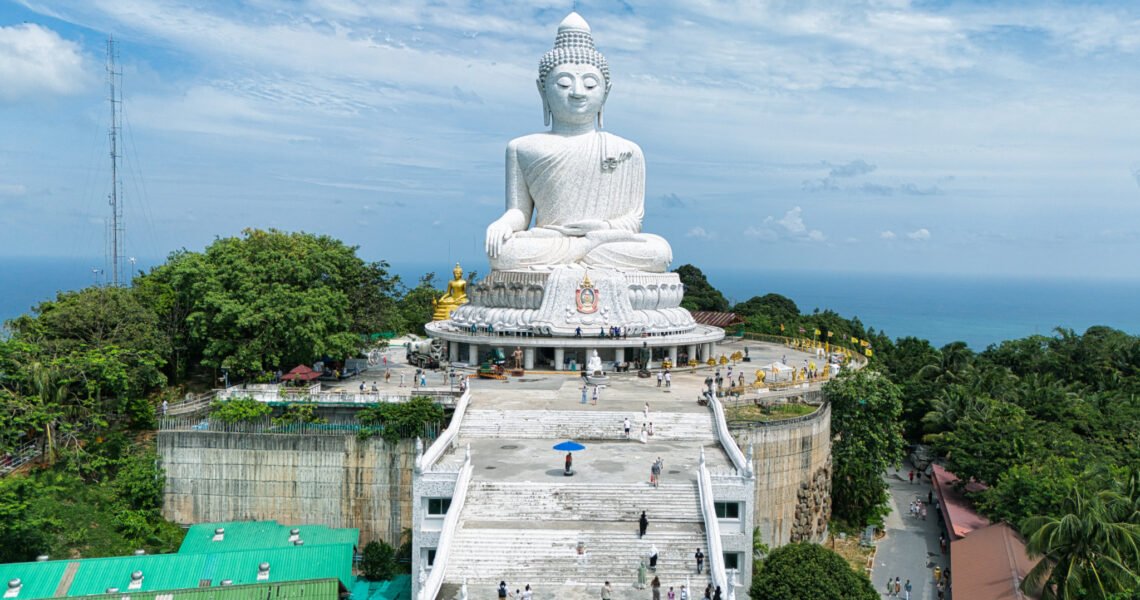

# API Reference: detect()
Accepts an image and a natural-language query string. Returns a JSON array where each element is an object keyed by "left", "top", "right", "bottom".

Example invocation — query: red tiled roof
[
  {"left": 950, "top": 523, "right": 1039, "bottom": 600},
  {"left": 690, "top": 311, "right": 745, "bottom": 328},
  {"left": 932, "top": 464, "right": 991, "bottom": 540}
]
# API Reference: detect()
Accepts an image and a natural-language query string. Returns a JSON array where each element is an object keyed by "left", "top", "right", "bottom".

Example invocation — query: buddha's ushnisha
[{"left": 483, "top": 12, "right": 672, "bottom": 273}]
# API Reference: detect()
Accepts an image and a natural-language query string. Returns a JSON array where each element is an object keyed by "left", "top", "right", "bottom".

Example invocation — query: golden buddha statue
[{"left": 432, "top": 263, "right": 469, "bottom": 321}]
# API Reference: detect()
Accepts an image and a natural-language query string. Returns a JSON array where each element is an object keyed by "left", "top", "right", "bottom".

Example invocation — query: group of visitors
[{"left": 883, "top": 577, "right": 912, "bottom": 599}]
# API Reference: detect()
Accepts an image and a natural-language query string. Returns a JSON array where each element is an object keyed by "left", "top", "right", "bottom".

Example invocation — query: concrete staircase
[
  {"left": 443, "top": 480, "right": 710, "bottom": 590},
  {"left": 459, "top": 409, "right": 715, "bottom": 441}
]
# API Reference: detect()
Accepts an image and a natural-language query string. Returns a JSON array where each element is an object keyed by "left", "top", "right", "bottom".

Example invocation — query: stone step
[
  {"left": 438, "top": 580, "right": 717, "bottom": 600},
  {"left": 462, "top": 480, "right": 703, "bottom": 523},
  {"left": 442, "top": 522, "right": 710, "bottom": 587},
  {"left": 459, "top": 409, "right": 715, "bottom": 441}
]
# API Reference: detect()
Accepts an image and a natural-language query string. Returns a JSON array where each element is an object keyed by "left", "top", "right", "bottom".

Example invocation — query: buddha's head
[
  {"left": 538, "top": 13, "right": 611, "bottom": 128},
  {"left": 452, "top": 263, "right": 463, "bottom": 280}
]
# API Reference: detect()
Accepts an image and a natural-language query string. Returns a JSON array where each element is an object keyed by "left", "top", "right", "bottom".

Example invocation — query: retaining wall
[
  {"left": 159, "top": 431, "right": 416, "bottom": 546},
  {"left": 729, "top": 402, "right": 831, "bottom": 548}
]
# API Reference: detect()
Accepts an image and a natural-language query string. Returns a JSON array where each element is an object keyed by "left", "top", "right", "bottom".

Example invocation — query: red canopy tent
[{"left": 280, "top": 364, "right": 321, "bottom": 382}]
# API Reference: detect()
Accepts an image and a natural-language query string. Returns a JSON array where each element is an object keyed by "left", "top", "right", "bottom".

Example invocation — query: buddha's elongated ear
[{"left": 536, "top": 79, "right": 551, "bottom": 127}]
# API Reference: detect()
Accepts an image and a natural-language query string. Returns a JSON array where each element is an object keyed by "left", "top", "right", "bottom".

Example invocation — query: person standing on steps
[
  {"left": 667, "top": 586, "right": 676, "bottom": 600},
  {"left": 679, "top": 584, "right": 688, "bottom": 600},
  {"left": 640, "top": 423, "right": 648, "bottom": 444},
  {"left": 601, "top": 581, "right": 613, "bottom": 600},
  {"left": 498, "top": 581, "right": 509, "bottom": 599},
  {"left": 644, "top": 401, "right": 650, "bottom": 419},
  {"left": 520, "top": 584, "right": 533, "bottom": 600},
  {"left": 639, "top": 511, "right": 649, "bottom": 537},
  {"left": 624, "top": 417, "right": 631, "bottom": 438},
  {"left": 648, "top": 422, "right": 655, "bottom": 438},
  {"left": 712, "top": 585, "right": 722, "bottom": 600},
  {"left": 649, "top": 543, "right": 659, "bottom": 571},
  {"left": 703, "top": 583, "right": 712, "bottom": 599},
  {"left": 651, "top": 575, "right": 661, "bottom": 600},
  {"left": 695, "top": 547, "right": 704, "bottom": 574}
]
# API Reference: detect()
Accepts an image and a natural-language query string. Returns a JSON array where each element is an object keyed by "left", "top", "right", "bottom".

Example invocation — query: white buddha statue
[{"left": 484, "top": 12, "right": 672, "bottom": 273}]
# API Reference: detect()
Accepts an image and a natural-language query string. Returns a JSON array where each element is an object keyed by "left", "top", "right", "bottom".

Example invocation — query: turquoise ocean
[{"left": 1, "top": 257, "right": 1137, "bottom": 350}]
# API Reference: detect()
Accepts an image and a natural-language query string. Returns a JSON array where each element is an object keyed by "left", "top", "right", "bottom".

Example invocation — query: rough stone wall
[
  {"left": 730, "top": 403, "right": 831, "bottom": 548},
  {"left": 158, "top": 431, "right": 416, "bottom": 546}
]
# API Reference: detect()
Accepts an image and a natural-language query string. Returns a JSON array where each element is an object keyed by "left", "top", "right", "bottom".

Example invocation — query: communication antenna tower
[{"left": 106, "top": 36, "right": 125, "bottom": 286}]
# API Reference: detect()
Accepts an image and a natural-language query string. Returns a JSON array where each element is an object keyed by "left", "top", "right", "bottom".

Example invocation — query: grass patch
[{"left": 727, "top": 402, "right": 820, "bottom": 423}]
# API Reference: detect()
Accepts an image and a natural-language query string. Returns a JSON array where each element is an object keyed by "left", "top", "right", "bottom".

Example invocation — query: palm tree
[{"left": 1022, "top": 486, "right": 1140, "bottom": 599}]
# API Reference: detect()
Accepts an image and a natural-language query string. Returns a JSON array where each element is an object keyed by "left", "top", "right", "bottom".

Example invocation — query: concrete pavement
[{"left": 872, "top": 464, "right": 951, "bottom": 600}]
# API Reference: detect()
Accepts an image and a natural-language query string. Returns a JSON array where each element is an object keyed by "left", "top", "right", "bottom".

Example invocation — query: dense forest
[{"left": 1, "top": 240, "right": 1137, "bottom": 596}]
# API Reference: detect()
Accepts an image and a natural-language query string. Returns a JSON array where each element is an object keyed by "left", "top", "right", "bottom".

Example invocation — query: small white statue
[{"left": 586, "top": 349, "right": 603, "bottom": 374}]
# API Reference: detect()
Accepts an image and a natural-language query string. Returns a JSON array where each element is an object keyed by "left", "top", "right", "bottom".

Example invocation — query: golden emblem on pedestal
[
  {"left": 575, "top": 273, "right": 600, "bottom": 314},
  {"left": 431, "top": 263, "right": 469, "bottom": 321}
]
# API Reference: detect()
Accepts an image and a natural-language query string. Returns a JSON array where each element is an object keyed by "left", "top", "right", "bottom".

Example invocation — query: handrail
[
  {"left": 708, "top": 394, "right": 751, "bottom": 478},
  {"left": 697, "top": 453, "right": 728, "bottom": 595},
  {"left": 417, "top": 388, "right": 471, "bottom": 473},
  {"left": 0, "top": 441, "right": 41, "bottom": 477},
  {"left": 418, "top": 448, "right": 474, "bottom": 600}
]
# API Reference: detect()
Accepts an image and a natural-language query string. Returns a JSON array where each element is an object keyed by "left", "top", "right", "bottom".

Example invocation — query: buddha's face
[{"left": 542, "top": 63, "right": 606, "bottom": 126}]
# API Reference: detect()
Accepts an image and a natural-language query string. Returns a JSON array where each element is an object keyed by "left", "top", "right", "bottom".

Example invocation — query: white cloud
[
  {"left": 0, "top": 24, "right": 90, "bottom": 101},
  {"left": 743, "top": 225, "right": 778, "bottom": 241},
  {"left": 906, "top": 228, "right": 932, "bottom": 241},
  {"left": 686, "top": 226, "right": 715, "bottom": 239},
  {"left": 880, "top": 230, "right": 897, "bottom": 240},
  {"left": 777, "top": 207, "right": 826, "bottom": 242}
]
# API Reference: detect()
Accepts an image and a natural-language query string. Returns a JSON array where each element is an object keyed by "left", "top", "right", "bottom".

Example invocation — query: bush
[
  {"left": 361, "top": 540, "right": 398, "bottom": 581},
  {"left": 751, "top": 543, "right": 877, "bottom": 600},
  {"left": 209, "top": 397, "right": 271, "bottom": 424}
]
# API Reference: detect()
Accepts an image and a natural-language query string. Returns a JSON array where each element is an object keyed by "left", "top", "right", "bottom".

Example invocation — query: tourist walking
[
  {"left": 894, "top": 577, "right": 902, "bottom": 596},
  {"left": 640, "top": 423, "right": 648, "bottom": 444},
  {"left": 668, "top": 586, "right": 675, "bottom": 600},
  {"left": 665, "top": 369, "right": 672, "bottom": 388},
  {"left": 384, "top": 369, "right": 391, "bottom": 383},
  {"left": 498, "top": 581, "right": 509, "bottom": 598},
  {"left": 679, "top": 585, "right": 688, "bottom": 600},
  {"left": 593, "top": 385, "right": 600, "bottom": 405},
  {"left": 886, "top": 578, "right": 895, "bottom": 597},
  {"left": 649, "top": 544, "right": 659, "bottom": 570},
  {"left": 654, "top": 457, "right": 664, "bottom": 485},
  {"left": 650, "top": 460, "right": 660, "bottom": 487},
  {"left": 581, "top": 385, "right": 588, "bottom": 404},
  {"left": 939, "top": 533, "right": 947, "bottom": 554},
  {"left": 904, "top": 579, "right": 912, "bottom": 600},
  {"left": 695, "top": 548, "right": 704, "bottom": 574},
  {"left": 624, "top": 417, "right": 631, "bottom": 438},
  {"left": 644, "top": 401, "right": 650, "bottom": 419},
  {"left": 399, "top": 372, "right": 406, "bottom": 387},
  {"left": 648, "top": 422, "right": 655, "bottom": 437},
  {"left": 657, "top": 371, "right": 663, "bottom": 387},
  {"left": 703, "top": 583, "right": 712, "bottom": 599},
  {"left": 520, "top": 584, "right": 533, "bottom": 600},
  {"left": 601, "top": 581, "right": 613, "bottom": 600},
  {"left": 639, "top": 511, "right": 649, "bottom": 537},
  {"left": 651, "top": 576, "right": 661, "bottom": 600},
  {"left": 712, "top": 585, "right": 722, "bottom": 600}
]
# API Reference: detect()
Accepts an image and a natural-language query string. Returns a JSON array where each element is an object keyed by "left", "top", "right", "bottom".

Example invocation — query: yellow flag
[
  {"left": 827, "top": 331, "right": 833, "bottom": 337},
  {"left": 813, "top": 329, "right": 821, "bottom": 337},
  {"left": 865, "top": 348, "right": 873, "bottom": 357},
  {"left": 850, "top": 336, "right": 858, "bottom": 344},
  {"left": 780, "top": 324, "right": 785, "bottom": 332},
  {"left": 860, "top": 339, "right": 869, "bottom": 347}
]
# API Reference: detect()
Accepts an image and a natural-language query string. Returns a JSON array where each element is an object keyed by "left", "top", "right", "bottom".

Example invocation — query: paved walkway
[{"left": 872, "top": 464, "right": 951, "bottom": 600}]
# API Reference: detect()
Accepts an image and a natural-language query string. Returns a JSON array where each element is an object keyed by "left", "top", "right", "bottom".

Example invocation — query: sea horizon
[{"left": 2, "top": 256, "right": 1137, "bottom": 350}]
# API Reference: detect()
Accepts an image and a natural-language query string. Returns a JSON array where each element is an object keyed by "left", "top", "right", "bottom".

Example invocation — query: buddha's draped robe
[{"left": 490, "top": 132, "right": 672, "bottom": 272}]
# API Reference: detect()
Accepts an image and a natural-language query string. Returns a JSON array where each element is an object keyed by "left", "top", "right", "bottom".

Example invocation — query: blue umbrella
[{"left": 553, "top": 440, "right": 586, "bottom": 452}]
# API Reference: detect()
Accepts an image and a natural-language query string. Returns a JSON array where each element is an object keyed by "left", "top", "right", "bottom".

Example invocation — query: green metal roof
[
  {"left": 55, "top": 578, "right": 339, "bottom": 600},
  {"left": 178, "top": 521, "right": 359, "bottom": 555},
  {"left": 0, "top": 544, "right": 354, "bottom": 599},
  {"left": 350, "top": 575, "right": 411, "bottom": 600},
  {"left": 0, "top": 560, "right": 71, "bottom": 599}
]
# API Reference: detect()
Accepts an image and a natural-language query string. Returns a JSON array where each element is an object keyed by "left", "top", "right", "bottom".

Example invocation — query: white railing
[
  {"left": 697, "top": 452, "right": 728, "bottom": 595},
  {"left": 215, "top": 386, "right": 460, "bottom": 406},
  {"left": 417, "top": 388, "right": 471, "bottom": 473},
  {"left": 0, "top": 441, "right": 41, "bottom": 477},
  {"left": 708, "top": 395, "right": 751, "bottom": 477},
  {"left": 418, "top": 448, "right": 474, "bottom": 600}
]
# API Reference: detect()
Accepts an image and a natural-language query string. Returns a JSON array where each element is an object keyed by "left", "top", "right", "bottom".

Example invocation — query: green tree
[
  {"left": 138, "top": 229, "right": 404, "bottom": 377},
  {"left": 397, "top": 274, "right": 440, "bottom": 336},
  {"left": 357, "top": 396, "right": 445, "bottom": 443},
  {"left": 1022, "top": 486, "right": 1140, "bottom": 599},
  {"left": 750, "top": 542, "right": 877, "bottom": 600},
  {"left": 361, "top": 540, "right": 398, "bottom": 581},
  {"left": 674, "top": 264, "right": 730, "bottom": 312},
  {"left": 825, "top": 368, "right": 905, "bottom": 527}
]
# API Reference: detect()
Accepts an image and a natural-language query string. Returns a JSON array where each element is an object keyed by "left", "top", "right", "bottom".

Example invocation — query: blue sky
[{"left": 1, "top": 0, "right": 1138, "bottom": 279}]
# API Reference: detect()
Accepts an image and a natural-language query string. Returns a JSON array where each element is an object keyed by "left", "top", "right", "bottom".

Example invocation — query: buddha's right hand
[{"left": 485, "top": 220, "right": 514, "bottom": 258}]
